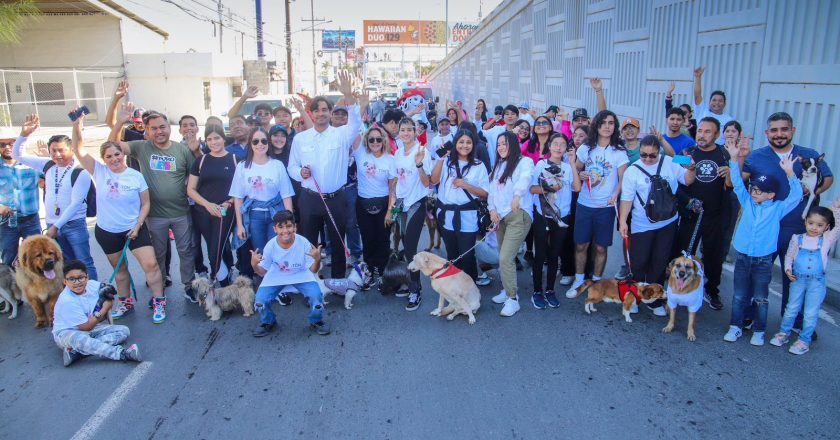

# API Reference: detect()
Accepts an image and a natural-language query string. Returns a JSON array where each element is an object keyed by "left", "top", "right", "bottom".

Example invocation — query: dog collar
[{"left": 430, "top": 262, "right": 462, "bottom": 280}]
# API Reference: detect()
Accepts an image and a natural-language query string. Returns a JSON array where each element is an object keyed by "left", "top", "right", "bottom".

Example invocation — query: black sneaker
[
  {"left": 614, "top": 265, "right": 631, "bottom": 280},
  {"left": 62, "top": 348, "right": 85, "bottom": 367},
  {"left": 277, "top": 293, "right": 292, "bottom": 306},
  {"left": 184, "top": 286, "right": 198, "bottom": 304},
  {"left": 310, "top": 321, "right": 331, "bottom": 335},
  {"left": 704, "top": 292, "right": 723, "bottom": 310},
  {"left": 252, "top": 322, "right": 276, "bottom": 337},
  {"left": 405, "top": 292, "right": 421, "bottom": 311},
  {"left": 743, "top": 319, "right": 753, "bottom": 331},
  {"left": 120, "top": 344, "right": 142, "bottom": 362}
]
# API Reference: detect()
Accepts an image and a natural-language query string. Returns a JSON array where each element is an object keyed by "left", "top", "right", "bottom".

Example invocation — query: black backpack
[
  {"left": 632, "top": 158, "right": 676, "bottom": 223},
  {"left": 43, "top": 161, "right": 96, "bottom": 217}
]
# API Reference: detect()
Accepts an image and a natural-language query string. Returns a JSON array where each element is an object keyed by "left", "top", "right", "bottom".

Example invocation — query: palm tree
[{"left": 0, "top": 0, "right": 40, "bottom": 44}]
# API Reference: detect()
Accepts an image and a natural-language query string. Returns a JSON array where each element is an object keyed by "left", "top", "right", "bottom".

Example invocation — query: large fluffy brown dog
[
  {"left": 408, "top": 251, "right": 480, "bottom": 324},
  {"left": 16, "top": 235, "right": 64, "bottom": 327},
  {"left": 662, "top": 256, "right": 704, "bottom": 341},
  {"left": 569, "top": 279, "right": 666, "bottom": 322}
]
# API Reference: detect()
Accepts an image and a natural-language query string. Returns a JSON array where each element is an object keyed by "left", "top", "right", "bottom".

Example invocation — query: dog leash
[
  {"left": 108, "top": 238, "right": 137, "bottom": 300},
  {"left": 210, "top": 213, "right": 236, "bottom": 285},
  {"left": 685, "top": 208, "right": 704, "bottom": 256},
  {"left": 613, "top": 203, "right": 633, "bottom": 278},
  {"left": 310, "top": 175, "right": 364, "bottom": 278},
  {"left": 447, "top": 223, "right": 498, "bottom": 265}
]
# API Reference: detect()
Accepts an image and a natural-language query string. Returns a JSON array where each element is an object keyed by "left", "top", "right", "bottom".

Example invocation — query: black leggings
[
  {"left": 439, "top": 227, "right": 478, "bottom": 281},
  {"left": 629, "top": 222, "right": 677, "bottom": 285},
  {"left": 192, "top": 204, "right": 234, "bottom": 282},
  {"left": 532, "top": 211, "right": 569, "bottom": 292},
  {"left": 400, "top": 198, "right": 427, "bottom": 292},
  {"left": 356, "top": 196, "right": 390, "bottom": 275}
]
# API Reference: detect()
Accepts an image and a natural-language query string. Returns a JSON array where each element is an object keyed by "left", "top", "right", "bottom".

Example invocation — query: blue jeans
[
  {"left": 248, "top": 210, "right": 276, "bottom": 254},
  {"left": 730, "top": 252, "right": 773, "bottom": 332},
  {"left": 776, "top": 225, "right": 805, "bottom": 327},
  {"left": 255, "top": 281, "right": 324, "bottom": 325},
  {"left": 780, "top": 275, "right": 825, "bottom": 344},
  {"left": 0, "top": 216, "right": 42, "bottom": 266},
  {"left": 49, "top": 218, "right": 98, "bottom": 280},
  {"left": 344, "top": 185, "right": 362, "bottom": 259}
]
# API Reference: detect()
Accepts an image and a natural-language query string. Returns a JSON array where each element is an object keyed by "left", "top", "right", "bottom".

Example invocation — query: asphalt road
[{"left": 1, "top": 231, "right": 838, "bottom": 440}]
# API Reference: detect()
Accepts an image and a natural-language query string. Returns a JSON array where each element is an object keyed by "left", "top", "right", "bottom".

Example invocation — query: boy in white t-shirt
[
  {"left": 251, "top": 211, "right": 329, "bottom": 337},
  {"left": 52, "top": 260, "right": 141, "bottom": 367}
]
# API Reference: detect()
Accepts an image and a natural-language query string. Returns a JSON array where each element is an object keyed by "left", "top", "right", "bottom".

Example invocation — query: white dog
[
  {"left": 408, "top": 252, "right": 480, "bottom": 324},
  {"left": 192, "top": 276, "right": 255, "bottom": 321},
  {"left": 0, "top": 264, "right": 22, "bottom": 319},
  {"left": 321, "top": 262, "right": 372, "bottom": 310}
]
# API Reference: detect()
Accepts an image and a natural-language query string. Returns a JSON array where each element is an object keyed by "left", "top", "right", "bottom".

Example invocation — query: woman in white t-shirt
[
  {"left": 71, "top": 119, "right": 164, "bottom": 321},
  {"left": 393, "top": 117, "right": 432, "bottom": 311},
  {"left": 352, "top": 126, "right": 396, "bottom": 277},
  {"left": 430, "top": 129, "right": 489, "bottom": 281},
  {"left": 619, "top": 135, "right": 695, "bottom": 290},
  {"left": 487, "top": 131, "right": 534, "bottom": 317},
  {"left": 529, "top": 133, "right": 581, "bottom": 309},
  {"left": 230, "top": 127, "right": 295, "bottom": 256}
]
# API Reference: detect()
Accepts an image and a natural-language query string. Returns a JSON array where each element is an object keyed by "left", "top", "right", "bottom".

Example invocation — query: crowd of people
[{"left": 0, "top": 67, "right": 836, "bottom": 366}]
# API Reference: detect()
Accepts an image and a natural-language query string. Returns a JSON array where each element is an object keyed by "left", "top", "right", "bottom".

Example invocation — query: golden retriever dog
[
  {"left": 568, "top": 279, "right": 666, "bottom": 322},
  {"left": 663, "top": 256, "right": 704, "bottom": 341},
  {"left": 408, "top": 251, "right": 480, "bottom": 324},
  {"left": 192, "top": 276, "right": 255, "bottom": 321},
  {"left": 16, "top": 235, "right": 64, "bottom": 327}
]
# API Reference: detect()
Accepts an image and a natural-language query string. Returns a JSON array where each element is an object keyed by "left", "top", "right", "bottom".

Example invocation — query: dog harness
[
  {"left": 616, "top": 280, "right": 640, "bottom": 303},
  {"left": 430, "top": 262, "right": 462, "bottom": 280}
]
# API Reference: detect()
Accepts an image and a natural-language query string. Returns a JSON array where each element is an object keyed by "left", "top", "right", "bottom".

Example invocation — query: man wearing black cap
[{"left": 571, "top": 108, "right": 589, "bottom": 129}]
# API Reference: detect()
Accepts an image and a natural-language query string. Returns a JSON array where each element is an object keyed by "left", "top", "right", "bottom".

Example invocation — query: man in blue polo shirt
[{"left": 742, "top": 112, "right": 833, "bottom": 334}]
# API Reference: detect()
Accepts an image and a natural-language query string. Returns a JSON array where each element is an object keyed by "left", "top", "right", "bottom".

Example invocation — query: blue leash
[{"left": 108, "top": 238, "right": 138, "bottom": 300}]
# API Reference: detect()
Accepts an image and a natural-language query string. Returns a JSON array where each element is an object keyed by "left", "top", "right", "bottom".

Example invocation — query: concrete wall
[{"left": 430, "top": 0, "right": 840, "bottom": 203}]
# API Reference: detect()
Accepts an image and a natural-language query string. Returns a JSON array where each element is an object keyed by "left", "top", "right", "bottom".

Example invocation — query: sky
[{"left": 117, "top": 0, "right": 504, "bottom": 91}]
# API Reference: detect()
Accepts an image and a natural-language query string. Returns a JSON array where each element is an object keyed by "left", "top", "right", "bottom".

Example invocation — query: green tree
[{"left": 0, "top": 0, "right": 39, "bottom": 44}]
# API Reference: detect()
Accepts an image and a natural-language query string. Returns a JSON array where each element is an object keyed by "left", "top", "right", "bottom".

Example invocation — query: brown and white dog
[
  {"left": 662, "top": 256, "right": 704, "bottom": 341},
  {"left": 192, "top": 276, "right": 255, "bottom": 321},
  {"left": 568, "top": 279, "right": 666, "bottom": 322},
  {"left": 408, "top": 251, "right": 480, "bottom": 324},
  {"left": 16, "top": 235, "right": 64, "bottom": 327},
  {"left": 424, "top": 196, "right": 442, "bottom": 251}
]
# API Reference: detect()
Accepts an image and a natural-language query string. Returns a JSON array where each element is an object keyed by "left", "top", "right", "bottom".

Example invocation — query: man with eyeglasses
[{"left": 109, "top": 104, "right": 200, "bottom": 322}]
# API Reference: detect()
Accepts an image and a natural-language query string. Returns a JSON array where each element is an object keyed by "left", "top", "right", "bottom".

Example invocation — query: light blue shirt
[{"left": 730, "top": 161, "right": 802, "bottom": 257}]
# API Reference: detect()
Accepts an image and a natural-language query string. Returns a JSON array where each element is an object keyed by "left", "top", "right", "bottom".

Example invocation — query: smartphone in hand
[{"left": 67, "top": 106, "right": 91, "bottom": 122}]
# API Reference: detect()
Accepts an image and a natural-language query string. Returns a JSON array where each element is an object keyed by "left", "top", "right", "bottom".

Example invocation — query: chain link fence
[{"left": 0, "top": 69, "right": 122, "bottom": 127}]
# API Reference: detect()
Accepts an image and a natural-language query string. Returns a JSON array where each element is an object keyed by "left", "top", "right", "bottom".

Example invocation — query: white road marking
[
  {"left": 722, "top": 263, "right": 837, "bottom": 328},
  {"left": 70, "top": 361, "right": 153, "bottom": 440}
]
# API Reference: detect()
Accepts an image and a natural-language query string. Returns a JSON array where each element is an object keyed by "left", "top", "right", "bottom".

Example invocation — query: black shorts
[{"left": 95, "top": 224, "right": 153, "bottom": 255}]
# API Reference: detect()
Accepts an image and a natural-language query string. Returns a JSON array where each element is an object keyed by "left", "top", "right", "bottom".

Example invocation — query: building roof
[{"left": 26, "top": 0, "right": 169, "bottom": 39}]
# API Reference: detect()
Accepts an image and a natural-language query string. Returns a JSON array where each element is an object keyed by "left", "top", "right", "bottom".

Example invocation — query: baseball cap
[
  {"left": 621, "top": 117, "right": 640, "bottom": 129},
  {"left": 332, "top": 106, "right": 348, "bottom": 115},
  {"left": 131, "top": 108, "right": 146, "bottom": 123},
  {"left": 245, "top": 115, "right": 258, "bottom": 125},
  {"left": 269, "top": 124, "right": 288, "bottom": 136},
  {"left": 751, "top": 174, "right": 779, "bottom": 194},
  {"left": 438, "top": 116, "right": 451, "bottom": 124},
  {"left": 545, "top": 105, "right": 560, "bottom": 114},
  {"left": 572, "top": 108, "right": 589, "bottom": 121},
  {"left": 518, "top": 101, "right": 530, "bottom": 110}
]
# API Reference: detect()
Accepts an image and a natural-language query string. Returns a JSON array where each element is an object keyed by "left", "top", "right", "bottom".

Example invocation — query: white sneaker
[
  {"left": 492, "top": 290, "right": 508, "bottom": 304},
  {"left": 559, "top": 275, "right": 573, "bottom": 286},
  {"left": 500, "top": 297, "right": 520, "bottom": 317},
  {"left": 723, "top": 326, "right": 742, "bottom": 342},
  {"left": 566, "top": 279, "right": 585, "bottom": 298},
  {"left": 650, "top": 306, "right": 667, "bottom": 317},
  {"left": 629, "top": 302, "right": 639, "bottom": 314},
  {"left": 750, "top": 331, "right": 765, "bottom": 346}
]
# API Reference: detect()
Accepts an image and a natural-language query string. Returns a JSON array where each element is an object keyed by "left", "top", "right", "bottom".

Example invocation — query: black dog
[{"left": 379, "top": 259, "right": 411, "bottom": 296}]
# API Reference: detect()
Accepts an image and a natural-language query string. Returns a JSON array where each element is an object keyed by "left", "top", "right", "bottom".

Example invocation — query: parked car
[{"left": 381, "top": 92, "right": 399, "bottom": 108}]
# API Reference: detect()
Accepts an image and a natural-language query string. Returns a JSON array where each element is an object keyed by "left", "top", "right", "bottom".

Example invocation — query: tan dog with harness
[{"left": 408, "top": 251, "right": 480, "bottom": 324}]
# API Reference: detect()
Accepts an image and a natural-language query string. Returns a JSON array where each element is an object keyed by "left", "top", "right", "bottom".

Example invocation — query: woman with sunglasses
[
  {"left": 618, "top": 136, "right": 695, "bottom": 290},
  {"left": 430, "top": 129, "right": 489, "bottom": 282},
  {"left": 230, "top": 127, "right": 295, "bottom": 269},
  {"left": 522, "top": 115, "right": 554, "bottom": 164},
  {"left": 352, "top": 126, "right": 397, "bottom": 279}
]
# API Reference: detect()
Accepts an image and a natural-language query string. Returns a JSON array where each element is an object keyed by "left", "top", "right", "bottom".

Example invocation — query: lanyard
[{"left": 53, "top": 165, "right": 72, "bottom": 216}]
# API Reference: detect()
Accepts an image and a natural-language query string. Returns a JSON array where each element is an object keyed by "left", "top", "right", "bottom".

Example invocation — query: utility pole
[
  {"left": 302, "top": 0, "right": 326, "bottom": 95},
  {"left": 445, "top": 0, "right": 449, "bottom": 56},
  {"left": 217, "top": 0, "right": 223, "bottom": 53},
  {"left": 255, "top": 0, "right": 265, "bottom": 59},
  {"left": 284, "top": 0, "right": 294, "bottom": 93}
]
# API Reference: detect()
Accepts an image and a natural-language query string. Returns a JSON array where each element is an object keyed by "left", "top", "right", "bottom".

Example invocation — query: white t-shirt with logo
[
  {"left": 620, "top": 155, "right": 687, "bottom": 233},
  {"left": 393, "top": 141, "right": 432, "bottom": 208},
  {"left": 258, "top": 234, "right": 317, "bottom": 287},
  {"left": 52, "top": 280, "right": 102, "bottom": 336},
  {"left": 436, "top": 160, "right": 490, "bottom": 232},
  {"left": 531, "top": 159, "right": 574, "bottom": 218},
  {"left": 93, "top": 161, "right": 149, "bottom": 233},
  {"left": 352, "top": 148, "right": 395, "bottom": 198},
  {"left": 576, "top": 144, "right": 630, "bottom": 208},
  {"left": 229, "top": 159, "right": 295, "bottom": 202}
]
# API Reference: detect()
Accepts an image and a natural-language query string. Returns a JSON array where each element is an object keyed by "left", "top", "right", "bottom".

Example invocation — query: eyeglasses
[
  {"left": 534, "top": 121, "right": 552, "bottom": 126},
  {"left": 639, "top": 153, "right": 659, "bottom": 159},
  {"left": 251, "top": 138, "right": 269, "bottom": 145},
  {"left": 749, "top": 186, "right": 766, "bottom": 195},
  {"left": 367, "top": 137, "right": 384, "bottom": 143},
  {"left": 65, "top": 275, "right": 88, "bottom": 283}
]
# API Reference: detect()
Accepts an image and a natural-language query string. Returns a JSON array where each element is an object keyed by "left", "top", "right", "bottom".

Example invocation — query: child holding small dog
[
  {"left": 52, "top": 260, "right": 141, "bottom": 367},
  {"left": 724, "top": 135, "right": 802, "bottom": 346},
  {"left": 770, "top": 198, "right": 840, "bottom": 354},
  {"left": 250, "top": 211, "right": 330, "bottom": 337}
]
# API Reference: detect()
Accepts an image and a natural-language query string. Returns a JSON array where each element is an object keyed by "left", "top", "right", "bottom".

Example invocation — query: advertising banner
[
  {"left": 449, "top": 22, "right": 479, "bottom": 46},
  {"left": 322, "top": 30, "right": 356, "bottom": 51},
  {"left": 363, "top": 20, "right": 446, "bottom": 45}
]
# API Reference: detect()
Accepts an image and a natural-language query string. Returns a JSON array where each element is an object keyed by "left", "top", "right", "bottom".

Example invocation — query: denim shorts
[{"left": 573, "top": 204, "right": 616, "bottom": 247}]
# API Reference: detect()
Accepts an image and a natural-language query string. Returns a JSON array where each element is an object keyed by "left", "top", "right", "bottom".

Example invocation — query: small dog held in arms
[
  {"left": 0, "top": 263, "right": 22, "bottom": 319},
  {"left": 321, "top": 262, "right": 373, "bottom": 310},
  {"left": 662, "top": 256, "right": 705, "bottom": 341},
  {"left": 191, "top": 276, "right": 255, "bottom": 321},
  {"left": 799, "top": 154, "right": 824, "bottom": 219},
  {"left": 408, "top": 251, "right": 480, "bottom": 324},
  {"left": 16, "top": 235, "right": 64, "bottom": 327},
  {"left": 567, "top": 279, "right": 666, "bottom": 322}
]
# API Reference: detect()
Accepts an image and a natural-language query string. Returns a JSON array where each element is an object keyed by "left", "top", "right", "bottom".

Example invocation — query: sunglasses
[
  {"left": 65, "top": 275, "right": 88, "bottom": 283},
  {"left": 255, "top": 112, "right": 271, "bottom": 117},
  {"left": 534, "top": 121, "right": 552, "bottom": 126},
  {"left": 639, "top": 153, "right": 659, "bottom": 159},
  {"left": 367, "top": 137, "right": 384, "bottom": 143},
  {"left": 251, "top": 138, "right": 269, "bottom": 145}
]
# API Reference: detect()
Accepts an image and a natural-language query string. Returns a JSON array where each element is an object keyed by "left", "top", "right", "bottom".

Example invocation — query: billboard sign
[
  {"left": 322, "top": 30, "right": 356, "bottom": 51},
  {"left": 363, "top": 20, "right": 445, "bottom": 45},
  {"left": 449, "top": 22, "right": 479, "bottom": 46}
]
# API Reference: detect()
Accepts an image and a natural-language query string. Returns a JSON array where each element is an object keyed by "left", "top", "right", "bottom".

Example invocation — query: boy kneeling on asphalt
[
  {"left": 52, "top": 260, "right": 141, "bottom": 367},
  {"left": 251, "top": 211, "right": 330, "bottom": 337}
]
